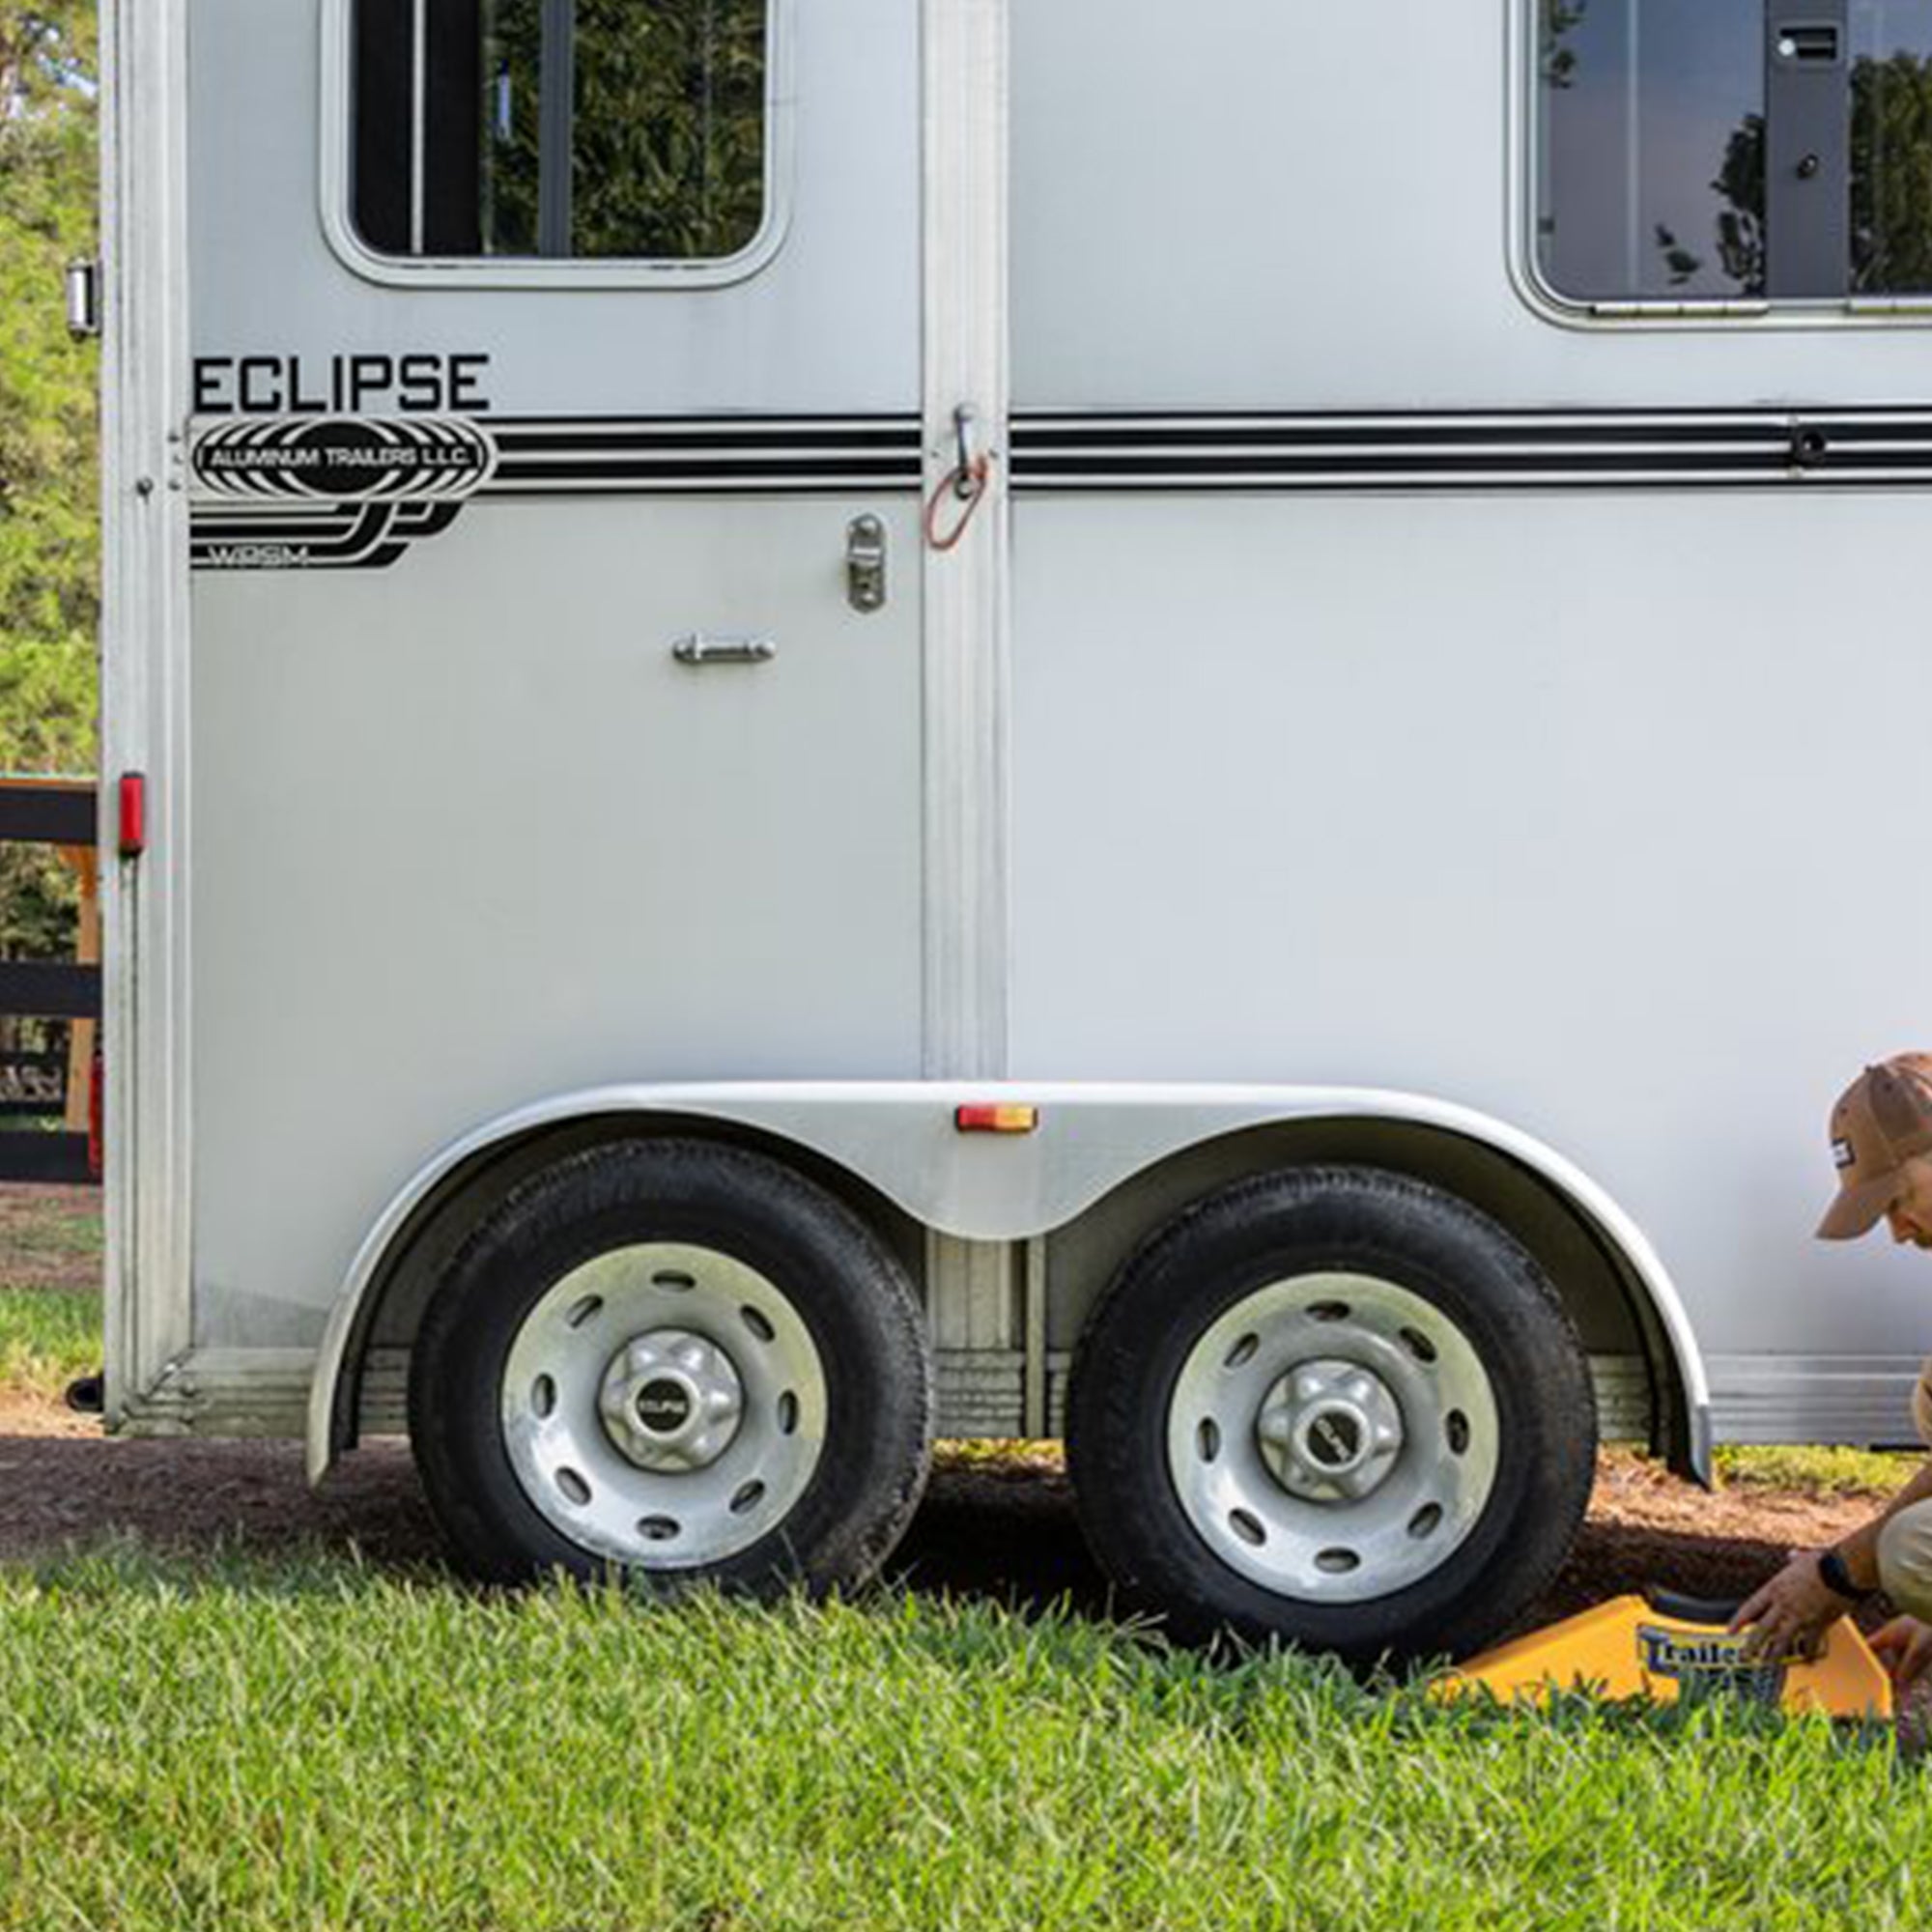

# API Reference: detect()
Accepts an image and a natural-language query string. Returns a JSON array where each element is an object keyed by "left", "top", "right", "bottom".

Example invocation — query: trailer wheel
[
  {"left": 409, "top": 1139, "right": 930, "bottom": 1593},
  {"left": 1065, "top": 1166, "right": 1594, "bottom": 1662}
]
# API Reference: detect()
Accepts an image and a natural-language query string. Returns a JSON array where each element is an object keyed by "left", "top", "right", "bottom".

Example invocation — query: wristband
[{"left": 1817, "top": 1548, "right": 1872, "bottom": 1602}]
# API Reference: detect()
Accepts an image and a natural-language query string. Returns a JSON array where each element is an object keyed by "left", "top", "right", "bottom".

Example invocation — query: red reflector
[
  {"left": 87, "top": 1043, "right": 103, "bottom": 1182},
  {"left": 954, "top": 1104, "right": 1039, "bottom": 1135},
  {"left": 118, "top": 772, "right": 146, "bottom": 858}
]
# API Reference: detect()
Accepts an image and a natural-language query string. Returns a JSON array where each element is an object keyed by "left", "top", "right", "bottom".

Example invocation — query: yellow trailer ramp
[{"left": 1435, "top": 1591, "right": 1892, "bottom": 1720}]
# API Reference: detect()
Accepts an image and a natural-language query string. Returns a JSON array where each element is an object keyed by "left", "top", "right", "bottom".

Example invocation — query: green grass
[
  {"left": 0, "top": 1185, "right": 103, "bottom": 1288},
  {"left": 0, "top": 1549, "right": 1920, "bottom": 1932},
  {"left": 0, "top": 1192, "right": 1923, "bottom": 1927},
  {"left": 0, "top": 1182, "right": 103, "bottom": 1391},
  {"left": 1717, "top": 1443, "right": 1923, "bottom": 1499},
  {"left": 0, "top": 1283, "right": 99, "bottom": 1391},
  {"left": 0, "top": 1194, "right": 102, "bottom": 1266}
]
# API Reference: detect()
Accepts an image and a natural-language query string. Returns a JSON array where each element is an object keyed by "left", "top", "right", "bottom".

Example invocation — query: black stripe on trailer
[
  {"left": 1007, "top": 407, "right": 1932, "bottom": 487},
  {"left": 486, "top": 457, "right": 923, "bottom": 487},
  {"left": 490, "top": 425, "right": 923, "bottom": 456},
  {"left": 1008, "top": 472, "right": 1932, "bottom": 492}
]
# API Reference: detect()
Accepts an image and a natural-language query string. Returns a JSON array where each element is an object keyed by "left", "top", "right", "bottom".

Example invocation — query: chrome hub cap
[
  {"left": 1166, "top": 1272, "right": 1500, "bottom": 1604},
  {"left": 597, "top": 1329, "right": 745, "bottom": 1473},
  {"left": 1257, "top": 1357, "right": 1404, "bottom": 1503},
  {"left": 502, "top": 1242, "right": 828, "bottom": 1570}
]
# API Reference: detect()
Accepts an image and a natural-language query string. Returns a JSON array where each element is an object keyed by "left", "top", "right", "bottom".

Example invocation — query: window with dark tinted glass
[
  {"left": 1538, "top": 0, "right": 1763, "bottom": 299},
  {"left": 351, "top": 0, "right": 768, "bottom": 264},
  {"left": 1536, "top": 0, "right": 1932, "bottom": 302}
]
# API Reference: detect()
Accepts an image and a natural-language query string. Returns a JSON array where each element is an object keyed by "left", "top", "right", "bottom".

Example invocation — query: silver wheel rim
[
  {"left": 501, "top": 1241, "right": 828, "bottom": 1570},
  {"left": 1165, "top": 1271, "right": 1500, "bottom": 1604}
]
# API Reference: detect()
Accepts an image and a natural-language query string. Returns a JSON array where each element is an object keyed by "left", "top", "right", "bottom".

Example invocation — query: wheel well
[
  {"left": 327, "top": 1112, "right": 924, "bottom": 1458},
  {"left": 1043, "top": 1116, "right": 1696, "bottom": 1474},
  {"left": 327, "top": 1103, "right": 1700, "bottom": 1481}
]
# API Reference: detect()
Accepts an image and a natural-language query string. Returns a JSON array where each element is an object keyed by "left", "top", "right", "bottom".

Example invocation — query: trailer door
[{"left": 182, "top": 0, "right": 924, "bottom": 1336}]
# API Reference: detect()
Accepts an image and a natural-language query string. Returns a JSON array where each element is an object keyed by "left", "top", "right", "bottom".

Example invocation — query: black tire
[
  {"left": 409, "top": 1138, "right": 931, "bottom": 1594},
  {"left": 1065, "top": 1165, "right": 1595, "bottom": 1663}
]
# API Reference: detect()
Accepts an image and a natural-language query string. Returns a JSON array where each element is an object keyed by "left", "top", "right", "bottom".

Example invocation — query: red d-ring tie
[{"left": 923, "top": 453, "right": 994, "bottom": 552}]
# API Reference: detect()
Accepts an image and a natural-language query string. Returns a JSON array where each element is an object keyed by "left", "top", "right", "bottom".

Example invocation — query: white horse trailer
[{"left": 94, "top": 0, "right": 1932, "bottom": 1659}]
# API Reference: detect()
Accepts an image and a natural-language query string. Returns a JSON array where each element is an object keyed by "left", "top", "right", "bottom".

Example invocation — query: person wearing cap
[{"left": 1733, "top": 1053, "right": 1932, "bottom": 1687}]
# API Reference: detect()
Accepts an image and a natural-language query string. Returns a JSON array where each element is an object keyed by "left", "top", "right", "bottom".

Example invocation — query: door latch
[
  {"left": 846, "top": 515, "right": 887, "bottom": 613},
  {"left": 64, "top": 258, "right": 100, "bottom": 341}
]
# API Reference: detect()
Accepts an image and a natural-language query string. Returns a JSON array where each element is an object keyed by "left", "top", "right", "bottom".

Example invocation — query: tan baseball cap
[{"left": 1817, "top": 1053, "right": 1932, "bottom": 1239}]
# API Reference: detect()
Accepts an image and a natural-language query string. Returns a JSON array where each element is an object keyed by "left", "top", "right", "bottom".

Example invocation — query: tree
[
  {"left": 484, "top": 0, "right": 767, "bottom": 260},
  {"left": 1540, "top": 0, "right": 1589, "bottom": 90},
  {"left": 0, "top": 0, "right": 97, "bottom": 775},
  {"left": 1851, "top": 52, "right": 1932, "bottom": 292},
  {"left": 1659, "top": 55, "right": 1932, "bottom": 297},
  {"left": 0, "top": 1, "right": 98, "bottom": 959}
]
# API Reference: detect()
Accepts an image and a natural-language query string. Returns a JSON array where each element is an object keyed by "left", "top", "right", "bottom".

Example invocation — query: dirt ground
[{"left": 0, "top": 1398, "right": 1890, "bottom": 1638}]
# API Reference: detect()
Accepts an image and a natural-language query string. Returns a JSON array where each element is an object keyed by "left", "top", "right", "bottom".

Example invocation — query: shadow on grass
[
  {"left": 0, "top": 1436, "right": 1110, "bottom": 1605},
  {"left": 0, "top": 1430, "right": 1812, "bottom": 1652}
]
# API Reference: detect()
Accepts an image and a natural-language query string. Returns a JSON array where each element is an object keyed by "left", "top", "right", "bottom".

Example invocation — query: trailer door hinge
[{"left": 64, "top": 257, "right": 100, "bottom": 341}]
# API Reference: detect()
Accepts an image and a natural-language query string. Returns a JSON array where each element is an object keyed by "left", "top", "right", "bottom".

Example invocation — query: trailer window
[
  {"left": 1534, "top": 0, "right": 1932, "bottom": 304},
  {"left": 1537, "top": 0, "right": 1763, "bottom": 300},
  {"left": 350, "top": 0, "right": 769, "bottom": 264}
]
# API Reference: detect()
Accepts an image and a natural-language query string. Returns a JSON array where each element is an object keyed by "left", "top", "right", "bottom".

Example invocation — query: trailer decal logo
[
  {"left": 190, "top": 499, "right": 465, "bottom": 574},
  {"left": 191, "top": 416, "right": 497, "bottom": 503},
  {"left": 1634, "top": 1623, "right": 1796, "bottom": 1706},
  {"left": 186, "top": 413, "right": 926, "bottom": 570}
]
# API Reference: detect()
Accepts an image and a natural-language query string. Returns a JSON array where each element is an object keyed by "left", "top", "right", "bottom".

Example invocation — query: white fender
[{"left": 308, "top": 1080, "right": 1712, "bottom": 1483}]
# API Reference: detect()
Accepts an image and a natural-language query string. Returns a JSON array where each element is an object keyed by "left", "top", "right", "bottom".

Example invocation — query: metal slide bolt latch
[
  {"left": 952, "top": 405, "right": 980, "bottom": 498},
  {"left": 846, "top": 515, "right": 887, "bottom": 612},
  {"left": 924, "top": 403, "right": 996, "bottom": 552}
]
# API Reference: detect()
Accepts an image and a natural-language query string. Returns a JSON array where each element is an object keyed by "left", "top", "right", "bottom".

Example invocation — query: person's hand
[
  {"left": 1871, "top": 1616, "right": 1932, "bottom": 1691},
  {"left": 1729, "top": 1550, "right": 1845, "bottom": 1660}
]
